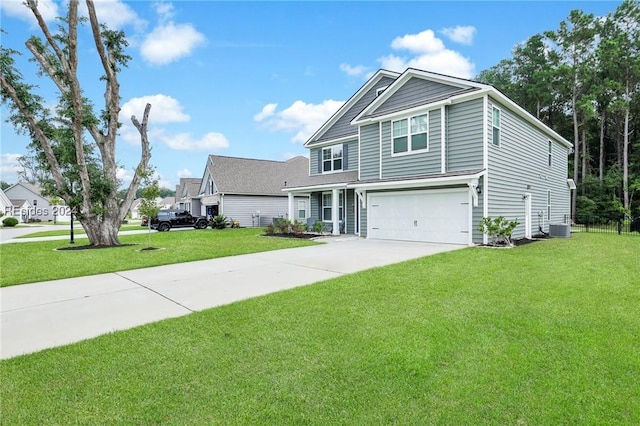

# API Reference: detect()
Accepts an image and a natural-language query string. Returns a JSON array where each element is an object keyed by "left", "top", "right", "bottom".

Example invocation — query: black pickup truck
[{"left": 150, "top": 209, "right": 209, "bottom": 232}]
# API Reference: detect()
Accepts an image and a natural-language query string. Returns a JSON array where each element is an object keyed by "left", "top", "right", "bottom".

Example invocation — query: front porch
[{"left": 285, "top": 185, "right": 358, "bottom": 236}]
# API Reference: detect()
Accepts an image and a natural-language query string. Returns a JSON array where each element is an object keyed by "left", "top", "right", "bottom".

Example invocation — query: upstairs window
[
  {"left": 548, "top": 140, "right": 552, "bottom": 167},
  {"left": 392, "top": 113, "right": 428, "bottom": 154},
  {"left": 492, "top": 107, "right": 501, "bottom": 146},
  {"left": 322, "top": 145, "right": 343, "bottom": 172}
]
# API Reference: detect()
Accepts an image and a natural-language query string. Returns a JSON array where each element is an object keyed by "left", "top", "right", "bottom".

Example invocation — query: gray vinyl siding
[
  {"left": 346, "top": 189, "right": 355, "bottom": 234},
  {"left": 472, "top": 177, "right": 486, "bottom": 243},
  {"left": 374, "top": 78, "right": 463, "bottom": 116},
  {"left": 359, "top": 123, "right": 380, "bottom": 180},
  {"left": 221, "top": 195, "right": 288, "bottom": 227},
  {"left": 487, "top": 97, "right": 570, "bottom": 238},
  {"left": 317, "top": 76, "right": 396, "bottom": 143},
  {"left": 381, "top": 109, "right": 442, "bottom": 178},
  {"left": 360, "top": 205, "right": 367, "bottom": 237},
  {"left": 309, "top": 139, "right": 358, "bottom": 176},
  {"left": 447, "top": 99, "right": 484, "bottom": 171},
  {"left": 310, "top": 148, "right": 320, "bottom": 176},
  {"left": 310, "top": 193, "right": 321, "bottom": 223}
]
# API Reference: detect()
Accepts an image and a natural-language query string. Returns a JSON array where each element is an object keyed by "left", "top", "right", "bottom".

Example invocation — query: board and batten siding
[
  {"left": 222, "top": 195, "right": 288, "bottom": 228},
  {"left": 309, "top": 139, "right": 358, "bottom": 176},
  {"left": 446, "top": 98, "right": 484, "bottom": 172},
  {"left": 380, "top": 109, "right": 442, "bottom": 178},
  {"left": 374, "top": 77, "right": 463, "bottom": 116},
  {"left": 359, "top": 123, "right": 380, "bottom": 180},
  {"left": 318, "top": 76, "right": 397, "bottom": 142},
  {"left": 486, "top": 97, "right": 570, "bottom": 238}
]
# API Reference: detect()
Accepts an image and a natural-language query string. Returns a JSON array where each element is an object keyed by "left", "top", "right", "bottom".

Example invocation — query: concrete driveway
[{"left": 0, "top": 237, "right": 466, "bottom": 359}]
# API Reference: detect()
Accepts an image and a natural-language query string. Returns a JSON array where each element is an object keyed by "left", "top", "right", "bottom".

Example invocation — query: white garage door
[{"left": 368, "top": 189, "right": 469, "bottom": 244}]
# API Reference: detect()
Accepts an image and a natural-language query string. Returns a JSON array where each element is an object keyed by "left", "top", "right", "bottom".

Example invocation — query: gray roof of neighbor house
[
  {"left": 207, "top": 155, "right": 309, "bottom": 196},
  {"left": 177, "top": 178, "right": 202, "bottom": 200},
  {"left": 160, "top": 196, "right": 175, "bottom": 206}
]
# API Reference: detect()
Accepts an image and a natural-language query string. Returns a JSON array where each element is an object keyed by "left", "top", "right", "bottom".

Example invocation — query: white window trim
[
  {"left": 492, "top": 106, "right": 501, "bottom": 147},
  {"left": 547, "top": 190, "right": 552, "bottom": 223},
  {"left": 322, "top": 192, "right": 332, "bottom": 222},
  {"left": 548, "top": 140, "right": 552, "bottom": 167},
  {"left": 297, "top": 200, "right": 306, "bottom": 219},
  {"left": 391, "top": 113, "right": 429, "bottom": 157},
  {"left": 321, "top": 144, "right": 343, "bottom": 173},
  {"left": 321, "top": 191, "right": 344, "bottom": 222}
]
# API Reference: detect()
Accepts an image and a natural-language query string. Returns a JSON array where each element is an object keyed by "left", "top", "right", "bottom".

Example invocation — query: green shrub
[
  {"left": 274, "top": 218, "right": 290, "bottom": 234},
  {"left": 478, "top": 216, "right": 519, "bottom": 246},
  {"left": 265, "top": 223, "right": 276, "bottom": 235},
  {"left": 291, "top": 220, "right": 306, "bottom": 235},
  {"left": 312, "top": 220, "right": 326, "bottom": 234},
  {"left": 211, "top": 215, "right": 228, "bottom": 230},
  {"left": 3, "top": 217, "right": 19, "bottom": 227}
]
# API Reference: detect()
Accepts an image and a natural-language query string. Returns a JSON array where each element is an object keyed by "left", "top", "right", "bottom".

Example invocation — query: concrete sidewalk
[{"left": 0, "top": 238, "right": 466, "bottom": 359}]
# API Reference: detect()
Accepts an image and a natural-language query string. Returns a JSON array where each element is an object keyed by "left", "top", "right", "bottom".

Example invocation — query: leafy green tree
[
  {"left": 0, "top": 181, "right": 10, "bottom": 190},
  {"left": 0, "top": 0, "right": 151, "bottom": 246},
  {"left": 545, "top": 9, "right": 598, "bottom": 218}
]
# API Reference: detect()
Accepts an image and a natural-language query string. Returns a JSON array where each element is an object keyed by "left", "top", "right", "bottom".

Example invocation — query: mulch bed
[
  {"left": 263, "top": 233, "right": 319, "bottom": 239},
  {"left": 56, "top": 243, "right": 138, "bottom": 251}
]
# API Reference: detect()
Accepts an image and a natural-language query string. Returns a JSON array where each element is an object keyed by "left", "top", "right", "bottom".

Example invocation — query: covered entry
[{"left": 367, "top": 188, "right": 469, "bottom": 244}]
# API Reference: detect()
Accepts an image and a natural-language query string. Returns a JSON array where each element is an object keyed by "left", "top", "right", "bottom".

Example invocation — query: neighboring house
[
  {"left": 4, "top": 182, "right": 70, "bottom": 222},
  {"left": 284, "top": 68, "right": 572, "bottom": 245},
  {"left": 130, "top": 197, "right": 176, "bottom": 218},
  {"left": 175, "top": 178, "right": 202, "bottom": 215},
  {"left": 0, "top": 188, "right": 14, "bottom": 219},
  {"left": 198, "top": 155, "right": 310, "bottom": 227}
]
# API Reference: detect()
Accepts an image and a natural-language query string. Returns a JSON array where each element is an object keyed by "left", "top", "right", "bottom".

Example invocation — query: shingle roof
[
  {"left": 208, "top": 155, "right": 309, "bottom": 196},
  {"left": 176, "top": 178, "right": 202, "bottom": 200}
]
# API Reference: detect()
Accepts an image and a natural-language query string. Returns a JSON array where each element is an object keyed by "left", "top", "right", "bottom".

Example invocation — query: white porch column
[
  {"left": 287, "top": 192, "right": 295, "bottom": 222},
  {"left": 331, "top": 188, "right": 339, "bottom": 235}
]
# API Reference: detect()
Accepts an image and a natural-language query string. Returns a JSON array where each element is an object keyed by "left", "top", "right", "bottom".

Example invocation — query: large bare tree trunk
[{"left": 0, "top": 0, "right": 153, "bottom": 246}]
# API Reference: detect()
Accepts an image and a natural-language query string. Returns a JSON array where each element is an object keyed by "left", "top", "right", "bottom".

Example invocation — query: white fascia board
[
  {"left": 350, "top": 171, "right": 485, "bottom": 192},
  {"left": 306, "top": 134, "right": 357, "bottom": 149},
  {"left": 282, "top": 182, "right": 350, "bottom": 193},
  {"left": 353, "top": 89, "right": 490, "bottom": 125},
  {"left": 304, "top": 69, "right": 400, "bottom": 147}
]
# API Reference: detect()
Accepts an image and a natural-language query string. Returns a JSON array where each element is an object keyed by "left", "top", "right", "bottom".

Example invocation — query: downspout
[{"left": 482, "top": 95, "right": 489, "bottom": 245}]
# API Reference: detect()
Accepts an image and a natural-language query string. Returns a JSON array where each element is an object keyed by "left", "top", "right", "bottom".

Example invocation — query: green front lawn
[
  {"left": 1, "top": 234, "right": 638, "bottom": 424},
  {"left": 13, "top": 223, "right": 144, "bottom": 238},
  {"left": 0, "top": 228, "right": 317, "bottom": 287}
]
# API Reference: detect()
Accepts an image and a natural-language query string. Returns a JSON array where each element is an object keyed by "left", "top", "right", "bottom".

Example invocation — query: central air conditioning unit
[{"left": 549, "top": 223, "right": 571, "bottom": 238}]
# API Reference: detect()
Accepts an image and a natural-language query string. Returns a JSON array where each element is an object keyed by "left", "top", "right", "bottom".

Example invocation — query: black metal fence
[{"left": 569, "top": 215, "right": 640, "bottom": 236}]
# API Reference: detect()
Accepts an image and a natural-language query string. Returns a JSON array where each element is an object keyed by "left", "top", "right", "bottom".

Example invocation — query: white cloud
[
  {"left": 253, "top": 103, "right": 278, "bottom": 121},
  {"left": 158, "top": 130, "right": 230, "bottom": 151},
  {"left": 391, "top": 29, "right": 445, "bottom": 54},
  {"left": 0, "top": 0, "right": 59, "bottom": 25},
  {"left": 116, "top": 167, "right": 135, "bottom": 186},
  {"left": 255, "top": 100, "right": 344, "bottom": 144},
  {"left": 440, "top": 26, "right": 476, "bottom": 45},
  {"left": 0, "top": 153, "right": 22, "bottom": 184},
  {"left": 176, "top": 168, "right": 193, "bottom": 178},
  {"left": 140, "top": 22, "right": 206, "bottom": 65},
  {"left": 120, "top": 94, "right": 190, "bottom": 125},
  {"left": 81, "top": 0, "right": 146, "bottom": 31},
  {"left": 153, "top": 1, "right": 175, "bottom": 21},
  {"left": 379, "top": 28, "right": 475, "bottom": 78},
  {"left": 339, "top": 63, "right": 370, "bottom": 77}
]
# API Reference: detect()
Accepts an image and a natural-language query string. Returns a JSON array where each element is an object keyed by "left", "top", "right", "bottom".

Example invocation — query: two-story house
[{"left": 284, "top": 68, "right": 573, "bottom": 245}]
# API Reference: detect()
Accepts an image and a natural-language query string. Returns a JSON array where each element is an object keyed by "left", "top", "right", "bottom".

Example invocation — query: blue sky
[{"left": 0, "top": 0, "right": 621, "bottom": 189}]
